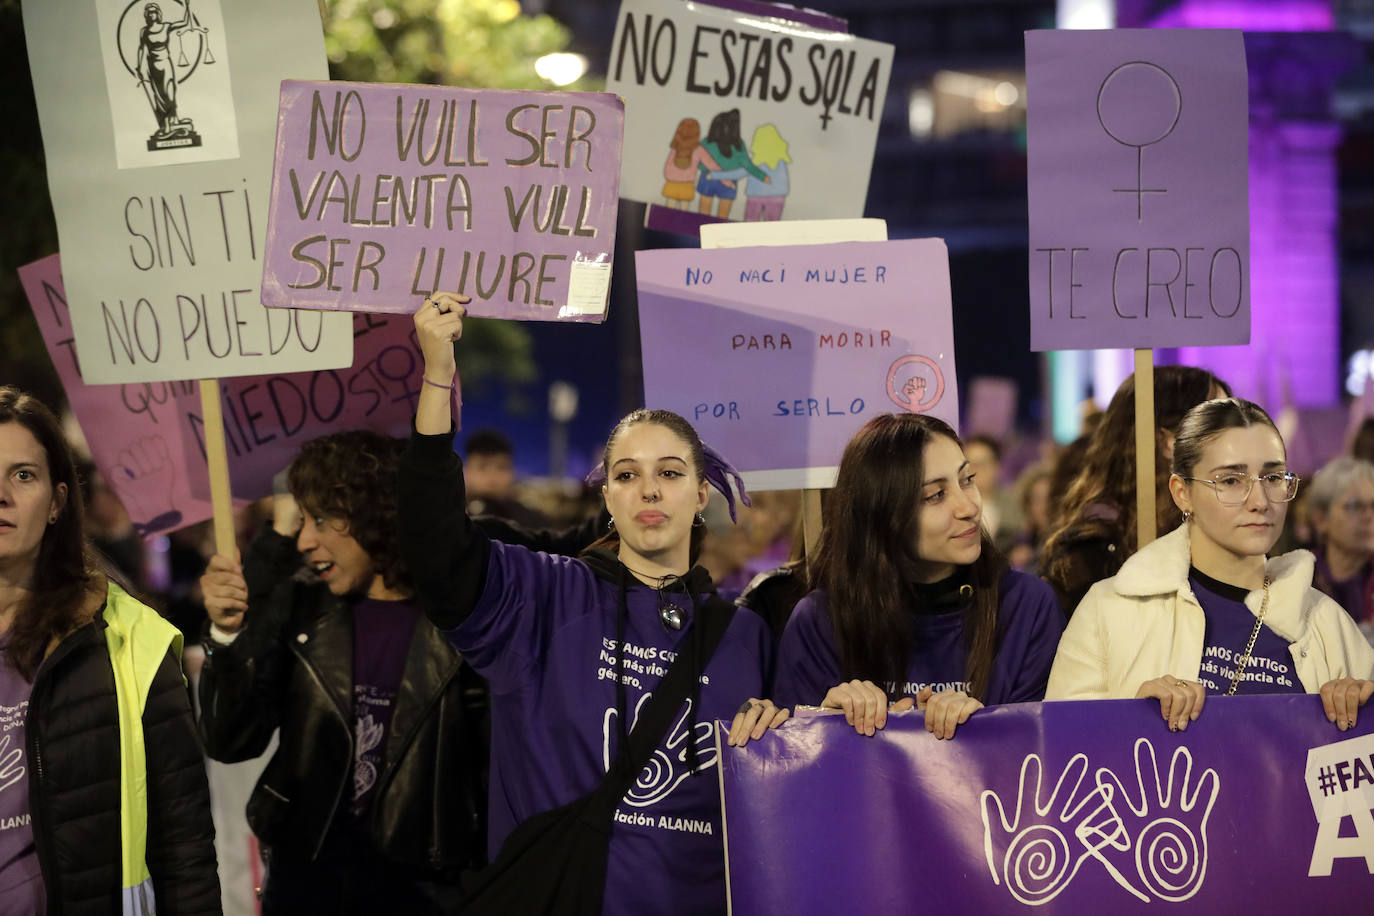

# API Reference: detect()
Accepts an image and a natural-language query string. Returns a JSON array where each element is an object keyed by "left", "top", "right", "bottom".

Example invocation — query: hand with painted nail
[
  {"left": 1135, "top": 675, "right": 1206, "bottom": 732},
  {"left": 1318, "top": 678, "right": 1374, "bottom": 731}
]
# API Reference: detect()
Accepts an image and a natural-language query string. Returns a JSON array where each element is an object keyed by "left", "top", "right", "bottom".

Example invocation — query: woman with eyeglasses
[
  {"left": 1047, "top": 398, "right": 1374, "bottom": 732},
  {"left": 1307, "top": 456, "right": 1374, "bottom": 626}
]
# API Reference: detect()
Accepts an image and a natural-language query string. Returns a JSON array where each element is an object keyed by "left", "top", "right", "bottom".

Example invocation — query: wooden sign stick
[
  {"left": 1134, "top": 349, "right": 1157, "bottom": 549},
  {"left": 198, "top": 379, "right": 237, "bottom": 556}
]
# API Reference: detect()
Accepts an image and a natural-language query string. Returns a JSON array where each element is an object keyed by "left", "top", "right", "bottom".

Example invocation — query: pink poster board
[
  {"left": 19, "top": 254, "right": 214, "bottom": 537},
  {"left": 261, "top": 80, "right": 624, "bottom": 321},
  {"left": 636, "top": 239, "right": 959, "bottom": 490}
]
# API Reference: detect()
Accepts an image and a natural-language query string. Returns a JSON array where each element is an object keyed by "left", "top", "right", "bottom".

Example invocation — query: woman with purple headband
[{"left": 398, "top": 292, "right": 785, "bottom": 915}]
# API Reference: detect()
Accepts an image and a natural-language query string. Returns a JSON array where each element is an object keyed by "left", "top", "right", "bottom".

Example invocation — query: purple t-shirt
[
  {"left": 348, "top": 599, "right": 422, "bottom": 820},
  {"left": 0, "top": 641, "right": 44, "bottom": 916},
  {"left": 1191, "top": 570, "right": 1301, "bottom": 695},
  {"left": 773, "top": 570, "right": 1065, "bottom": 709},
  {"left": 443, "top": 542, "right": 772, "bottom": 916}
]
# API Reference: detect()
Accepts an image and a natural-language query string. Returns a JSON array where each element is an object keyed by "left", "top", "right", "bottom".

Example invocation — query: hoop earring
[
  {"left": 693, "top": 512, "right": 705, "bottom": 527},
  {"left": 1182, "top": 510, "right": 1192, "bottom": 522}
]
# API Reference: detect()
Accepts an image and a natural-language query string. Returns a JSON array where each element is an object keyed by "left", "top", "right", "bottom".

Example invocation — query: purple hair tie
[{"left": 584, "top": 440, "right": 752, "bottom": 523}]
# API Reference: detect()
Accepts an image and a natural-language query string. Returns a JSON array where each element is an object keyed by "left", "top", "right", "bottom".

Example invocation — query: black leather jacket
[{"left": 196, "top": 527, "right": 485, "bottom": 875}]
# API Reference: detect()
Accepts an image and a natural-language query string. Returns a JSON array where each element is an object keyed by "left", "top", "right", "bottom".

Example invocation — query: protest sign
[
  {"left": 181, "top": 310, "right": 447, "bottom": 498},
  {"left": 719, "top": 697, "right": 1374, "bottom": 915},
  {"left": 23, "top": 0, "right": 353, "bottom": 383},
  {"left": 1026, "top": 29, "right": 1249, "bottom": 352},
  {"left": 636, "top": 239, "right": 957, "bottom": 491},
  {"left": 19, "top": 254, "right": 437, "bottom": 532},
  {"left": 261, "top": 81, "right": 624, "bottom": 321},
  {"left": 607, "top": 0, "right": 892, "bottom": 226},
  {"left": 18, "top": 254, "right": 215, "bottom": 537}
]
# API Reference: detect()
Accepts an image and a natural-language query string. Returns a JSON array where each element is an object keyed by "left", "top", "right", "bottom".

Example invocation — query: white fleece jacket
[{"left": 1046, "top": 523, "right": 1374, "bottom": 699}]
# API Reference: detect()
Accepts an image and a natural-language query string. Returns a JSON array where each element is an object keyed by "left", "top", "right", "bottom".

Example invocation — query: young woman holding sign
[
  {"left": 0, "top": 387, "right": 218, "bottom": 914},
  {"left": 772, "top": 413, "right": 1065, "bottom": 740},
  {"left": 401, "top": 292, "right": 785, "bottom": 915},
  {"left": 1047, "top": 398, "right": 1374, "bottom": 732}
]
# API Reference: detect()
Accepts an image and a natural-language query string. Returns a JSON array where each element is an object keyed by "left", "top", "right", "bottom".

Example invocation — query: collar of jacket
[{"left": 1110, "top": 522, "right": 1317, "bottom": 643}]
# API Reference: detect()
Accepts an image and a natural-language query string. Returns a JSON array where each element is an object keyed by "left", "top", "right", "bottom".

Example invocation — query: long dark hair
[
  {"left": 705, "top": 109, "right": 744, "bottom": 159},
  {"left": 587, "top": 409, "right": 708, "bottom": 565},
  {"left": 0, "top": 387, "right": 100, "bottom": 681},
  {"left": 287, "top": 430, "right": 412, "bottom": 596},
  {"left": 813, "top": 413, "right": 1006, "bottom": 700},
  {"left": 1044, "top": 366, "right": 1229, "bottom": 556}
]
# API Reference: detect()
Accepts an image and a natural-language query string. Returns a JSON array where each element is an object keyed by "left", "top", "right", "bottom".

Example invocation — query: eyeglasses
[
  {"left": 1338, "top": 499, "right": 1374, "bottom": 516},
  {"left": 1181, "top": 472, "right": 1300, "bottom": 506}
]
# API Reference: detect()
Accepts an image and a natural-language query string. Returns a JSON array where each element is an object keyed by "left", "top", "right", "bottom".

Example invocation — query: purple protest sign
[
  {"left": 636, "top": 240, "right": 958, "bottom": 491},
  {"left": 1026, "top": 30, "right": 1250, "bottom": 351},
  {"left": 261, "top": 80, "right": 624, "bottom": 322},
  {"left": 18, "top": 255, "right": 216, "bottom": 538},
  {"left": 720, "top": 697, "right": 1374, "bottom": 914}
]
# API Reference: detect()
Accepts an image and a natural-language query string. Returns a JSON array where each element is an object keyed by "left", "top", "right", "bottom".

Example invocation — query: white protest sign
[{"left": 23, "top": 0, "right": 353, "bottom": 384}]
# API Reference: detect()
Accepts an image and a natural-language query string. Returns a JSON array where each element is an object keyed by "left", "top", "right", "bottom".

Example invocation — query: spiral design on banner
[
  {"left": 1002, "top": 825, "right": 1072, "bottom": 905},
  {"left": 1134, "top": 817, "right": 1203, "bottom": 901}
]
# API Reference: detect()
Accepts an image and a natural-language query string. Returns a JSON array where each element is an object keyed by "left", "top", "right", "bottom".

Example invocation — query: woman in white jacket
[{"left": 1047, "top": 397, "right": 1374, "bottom": 733}]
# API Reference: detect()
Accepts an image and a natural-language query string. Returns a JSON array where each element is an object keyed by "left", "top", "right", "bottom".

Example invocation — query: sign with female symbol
[{"left": 1026, "top": 29, "right": 1249, "bottom": 352}]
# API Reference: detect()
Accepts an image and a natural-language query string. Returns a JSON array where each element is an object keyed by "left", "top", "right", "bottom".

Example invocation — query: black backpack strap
[{"left": 597, "top": 596, "right": 737, "bottom": 806}]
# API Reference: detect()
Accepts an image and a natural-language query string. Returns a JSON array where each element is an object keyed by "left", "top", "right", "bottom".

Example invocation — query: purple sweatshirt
[
  {"left": 399, "top": 428, "right": 772, "bottom": 916},
  {"left": 774, "top": 570, "right": 1064, "bottom": 709}
]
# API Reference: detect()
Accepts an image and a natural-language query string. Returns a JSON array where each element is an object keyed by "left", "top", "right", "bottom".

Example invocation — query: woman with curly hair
[
  {"left": 1041, "top": 366, "right": 1230, "bottom": 615},
  {"left": 197, "top": 430, "right": 484, "bottom": 914},
  {"left": 0, "top": 387, "right": 218, "bottom": 914}
]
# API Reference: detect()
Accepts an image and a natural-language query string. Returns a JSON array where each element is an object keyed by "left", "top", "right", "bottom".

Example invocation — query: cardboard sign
[
  {"left": 19, "top": 255, "right": 215, "bottom": 537},
  {"left": 22, "top": 0, "right": 354, "bottom": 384},
  {"left": 635, "top": 239, "right": 958, "bottom": 491},
  {"left": 20, "top": 255, "right": 439, "bottom": 533},
  {"left": 1026, "top": 29, "right": 1250, "bottom": 351},
  {"left": 261, "top": 80, "right": 624, "bottom": 321},
  {"left": 607, "top": 0, "right": 892, "bottom": 225},
  {"left": 720, "top": 698, "right": 1374, "bottom": 915}
]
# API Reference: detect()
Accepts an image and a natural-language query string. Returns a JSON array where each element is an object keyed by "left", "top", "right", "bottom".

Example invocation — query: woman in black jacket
[
  {"left": 0, "top": 387, "right": 219, "bottom": 915},
  {"left": 197, "top": 430, "right": 604, "bottom": 915}
]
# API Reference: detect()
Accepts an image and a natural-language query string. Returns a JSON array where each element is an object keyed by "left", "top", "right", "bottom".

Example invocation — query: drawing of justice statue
[{"left": 134, "top": 0, "right": 212, "bottom": 150}]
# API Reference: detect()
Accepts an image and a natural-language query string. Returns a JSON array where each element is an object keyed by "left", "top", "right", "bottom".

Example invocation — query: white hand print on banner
[
  {"left": 979, "top": 752, "right": 1126, "bottom": 905},
  {"left": 602, "top": 694, "right": 717, "bottom": 809},
  {"left": 980, "top": 738, "right": 1219, "bottom": 906},
  {"left": 1094, "top": 738, "right": 1219, "bottom": 901},
  {"left": 0, "top": 734, "right": 24, "bottom": 794}
]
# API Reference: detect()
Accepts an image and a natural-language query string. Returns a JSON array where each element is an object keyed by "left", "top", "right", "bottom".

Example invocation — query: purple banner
[
  {"left": 262, "top": 80, "right": 624, "bottom": 322},
  {"left": 1026, "top": 29, "right": 1250, "bottom": 351},
  {"left": 720, "top": 697, "right": 1374, "bottom": 914},
  {"left": 635, "top": 240, "right": 958, "bottom": 491}
]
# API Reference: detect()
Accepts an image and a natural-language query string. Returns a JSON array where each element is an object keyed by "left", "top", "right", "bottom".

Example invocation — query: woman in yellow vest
[{"left": 0, "top": 387, "right": 220, "bottom": 915}]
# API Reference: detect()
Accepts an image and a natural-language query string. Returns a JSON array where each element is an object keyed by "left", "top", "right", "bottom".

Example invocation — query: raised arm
[{"left": 400, "top": 292, "right": 493, "bottom": 631}]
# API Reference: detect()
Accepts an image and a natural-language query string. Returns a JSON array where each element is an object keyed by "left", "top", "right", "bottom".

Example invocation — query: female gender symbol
[
  {"left": 1096, "top": 61, "right": 1181, "bottom": 221},
  {"left": 886, "top": 355, "right": 945, "bottom": 414}
]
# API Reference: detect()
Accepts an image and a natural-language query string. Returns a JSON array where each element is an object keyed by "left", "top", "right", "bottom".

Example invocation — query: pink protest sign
[
  {"left": 261, "top": 80, "right": 624, "bottom": 322},
  {"left": 19, "top": 255, "right": 214, "bottom": 538},
  {"left": 635, "top": 240, "right": 958, "bottom": 491},
  {"left": 1026, "top": 30, "right": 1250, "bottom": 352},
  {"left": 181, "top": 310, "right": 452, "bottom": 499}
]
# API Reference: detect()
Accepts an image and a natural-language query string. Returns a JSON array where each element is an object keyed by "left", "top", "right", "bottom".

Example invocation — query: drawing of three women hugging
[{"left": 661, "top": 108, "right": 791, "bottom": 221}]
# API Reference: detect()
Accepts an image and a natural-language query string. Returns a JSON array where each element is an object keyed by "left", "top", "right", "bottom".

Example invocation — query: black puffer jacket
[
  {"left": 28, "top": 613, "right": 221, "bottom": 915},
  {"left": 196, "top": 527, "right": 485, "bottom": 875}
]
